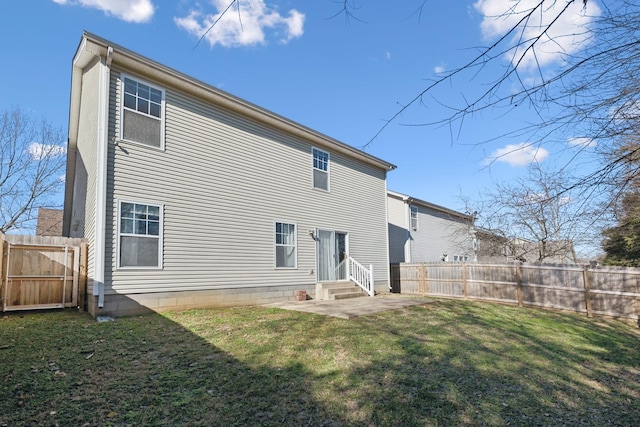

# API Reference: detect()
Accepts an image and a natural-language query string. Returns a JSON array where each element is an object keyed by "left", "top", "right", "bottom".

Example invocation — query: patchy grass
[{"left": 1, "top": 299, "right": 639, "bottom": 426}]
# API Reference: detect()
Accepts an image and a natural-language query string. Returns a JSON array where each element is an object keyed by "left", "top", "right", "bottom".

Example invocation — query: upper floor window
[
  {"left": 312, "top": 147, "right": 330, "bottom": 191},
  {"left": 121, "top": 75, "right": 165, "bottom": 149},
  {"left": 118, "top": 201, "right": 162, "bottom": 268},
  {"left": 410, "top": 205, "right": 418, "bottom": 231}
]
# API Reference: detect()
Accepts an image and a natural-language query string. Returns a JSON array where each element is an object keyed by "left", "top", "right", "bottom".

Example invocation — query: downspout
[{"left": 94, "top": 46, "right": 113, "bottom": 308}]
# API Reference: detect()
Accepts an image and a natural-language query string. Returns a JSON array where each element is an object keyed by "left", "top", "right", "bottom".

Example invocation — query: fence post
[
  {"left": 516, "top": 262, "right": 524, "bottom": 307},
  {"left": 0, "top": 232, "right": 4, "bottom": 312},
  {"left": 420, "top": 263, "right": 426, "bottom": 295},
  {"left": 583, "top": 264, "right": 593, "bottom": 318},
  {"left": 462, "top": 263, "right": 468, "bottom": 300}
]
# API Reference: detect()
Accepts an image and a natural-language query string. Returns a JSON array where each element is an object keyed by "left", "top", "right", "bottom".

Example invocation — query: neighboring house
[
  {"left": 511, "top": 238, "right": 578, "bottom": 264},
  {"left": 475, "top": 227, "right": 511, "bottom": 263},
  {"left": 63, "top": 32, "right": 396, "bottom": 317},
  {"left": 387, "top": 190, "right": 476, "bottom": 263},
  {"left": 35, "top": 208, "right": 63, "bottom": 236},
  {"left": 476, "top": 229, "right": 578, "bottom": 264}
]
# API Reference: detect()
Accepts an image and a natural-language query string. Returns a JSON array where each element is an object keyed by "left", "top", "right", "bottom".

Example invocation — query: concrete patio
[{"left": 264, "top": 294, "right": 431, "bottom": 319}]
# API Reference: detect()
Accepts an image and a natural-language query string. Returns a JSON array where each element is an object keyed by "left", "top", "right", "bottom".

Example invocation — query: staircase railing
[{"left": 348, "top": 257, "right": 375, "bottom": 297}]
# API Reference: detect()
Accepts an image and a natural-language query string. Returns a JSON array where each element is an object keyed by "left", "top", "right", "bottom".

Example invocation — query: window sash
[
  {"left": 275, "top": 222, "right": 296, "bottom": 268},
  {"left": 312, "top": 148, "right": 330, "bottom": 190},
  {"left": 410, "top": 206, "right": 418, "bottom": 231},
  {"left": 123, "top": 77, "right": 163, "bottom": 119},
  {"left": 118, "top": 201, "right": 162, "bottom": 269},
  {"left": 120, "top": 74, "right": 165, "bottom": 149}
]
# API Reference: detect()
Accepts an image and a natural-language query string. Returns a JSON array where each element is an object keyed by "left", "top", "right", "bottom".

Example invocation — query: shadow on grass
[
  {"left": 1, "top": 300, "right": 639, "bottom": 426},
  {"left": 0, "top": 310, "right": 346, "bottom": 426},
  {"left": 345, "top": 301, "right": 640, "bottom": 425}
]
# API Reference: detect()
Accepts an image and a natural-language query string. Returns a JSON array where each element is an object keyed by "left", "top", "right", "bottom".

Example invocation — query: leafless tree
[
  {"left": 0, "top": 107, "right": 66, "bottom": 233},
  {"left": 466, "top": 163, "right": 605, "bottom": 262}
]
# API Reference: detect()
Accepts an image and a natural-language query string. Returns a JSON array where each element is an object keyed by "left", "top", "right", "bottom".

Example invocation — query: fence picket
[{"left": 393, "top": 262, "right": 640, "bottom": 320}]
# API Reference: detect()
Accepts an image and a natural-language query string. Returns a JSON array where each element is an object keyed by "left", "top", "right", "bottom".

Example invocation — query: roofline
[
  {"left": 64, "top": 31, "right": 397, "bottom": 234},
  {"left": 387, "top": 190, "right": 473, "bottom": 221},
  {"left": 78, "top": 31, "right": 395, "bottom": 168}
]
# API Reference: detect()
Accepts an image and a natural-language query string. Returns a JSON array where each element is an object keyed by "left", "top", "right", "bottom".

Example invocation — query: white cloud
[
  {"left": 175, "top": 0, "right": 305, "bottom": 47},
  {"left": 484, "top": 143, "right": 549, "bottom": 166},
  {"left": 474, "top": 0, "right": 601, "bottom": 70},
  {"left": 27, "top": 143, "right": 66, "bottom": 161},
  {"left": 385, "top": 52, "right": 391, "bottom": 60},
  {"left": 434, "top": 65, "right": 445, "bottom": 74},
  {"left": 52, "top": 0, "right": 154, "bottom": 23},
  {"left": 568, "top": 137, "right": 596, "bottom": 148}
]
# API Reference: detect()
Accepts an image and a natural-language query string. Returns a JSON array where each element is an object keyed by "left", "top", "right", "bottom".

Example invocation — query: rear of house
[
  {"left": 63, "top": 32, "right": 395, "bottom": 317},
  {"left": 388, "top": 191, "right": 476, "bottom": 263}
]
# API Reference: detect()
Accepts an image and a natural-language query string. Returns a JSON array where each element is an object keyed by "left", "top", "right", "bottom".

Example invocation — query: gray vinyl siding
[
  {"left": 69, "top": 58, "right": 101, "bottom": 294},
  {"left": 409, "top": 205, "right": 473, "bottom": 262},
  {"left": 387, "top": 195, "right": 408, "bottom": 263},
  {"left": 104, "top": 68, "right": 389, "bottom": 294}
]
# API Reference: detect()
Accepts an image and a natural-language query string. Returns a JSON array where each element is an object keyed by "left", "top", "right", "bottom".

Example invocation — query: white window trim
[
  {"left": 119, "top": 73, "right": 166, "bottom": 151},
  {"left": 116, "top": 199, "right": 164, "bottom": 270},
  {"left": 410, "top": 205, "right": 418, "bottom": 231},
  {"left": 274, "top": 220, "right": 297, "bottom": 269},
  {"left": 311, "top": 146, "right": 330, "bottom": 192}
]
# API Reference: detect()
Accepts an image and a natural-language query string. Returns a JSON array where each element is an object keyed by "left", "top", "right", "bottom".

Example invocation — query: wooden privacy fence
[
  {"left": 391, "top": 262, "right": 640, "bottom": 320},
  {"left": 0, "top": 233, "right": 87, "bottom": 312}
]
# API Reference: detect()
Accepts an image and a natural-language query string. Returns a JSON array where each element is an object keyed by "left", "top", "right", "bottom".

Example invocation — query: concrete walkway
[{"left": 264, "top": 294, "right": 430, "bottom": 319}]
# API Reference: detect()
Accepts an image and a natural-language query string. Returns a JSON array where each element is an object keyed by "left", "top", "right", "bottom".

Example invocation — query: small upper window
[
  {"left": 121, "top": 76, "right": 164, "bottom": 149},
  {"left": 410, "top": 206, "right": 418, "bottom": 231},
  {"left": 312, "top": 148, "right": 330, "bottom": 191}
]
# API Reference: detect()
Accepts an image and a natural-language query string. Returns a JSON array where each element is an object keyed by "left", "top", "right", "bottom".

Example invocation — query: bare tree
[
  {"left": 364, "top": 2, "right": 640, "bottom": 196},
  {"left": 0, "top": 107, "right": 66, "bottom": 233},
  {"left": 467, "top": 163, "right": 604, "bottom": 262}
]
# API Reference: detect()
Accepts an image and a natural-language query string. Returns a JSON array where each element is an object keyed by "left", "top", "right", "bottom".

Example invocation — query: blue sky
[{"left": 0, "top": 0, "right": 601, "bottom": 214}]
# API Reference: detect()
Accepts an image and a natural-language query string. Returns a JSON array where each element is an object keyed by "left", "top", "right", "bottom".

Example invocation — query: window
[
  {"left": 453, "top": 255, "right": 469, "bottom": 262},
  {"left": 121, "top": 76, "right": 164, "bottom": 149},
  {"left": 275, "top": 222, "right": 296, "bottom": 268},
  {"left": 118, "top": 201, "right": 162, "bottom": 268},
  {"left": 410, "top": 206, "right": 418, "bottom": 231},
  {"left": 312, "top": 148, "right": 329, "bottom": 191}
]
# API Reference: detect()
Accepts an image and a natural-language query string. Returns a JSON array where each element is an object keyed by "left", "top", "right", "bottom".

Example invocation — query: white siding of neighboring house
[
  {"left": 387, "top": 194, "right": 408, "bottom": 263},
  {"left": 102, "top": 68, "right": 390, "bottom": 295},
  {"left": 69, "top": 57, "right": 101, "bottom": 295},
  {"left": 409, "top": 205, "right": 474, "bottom": 262}
]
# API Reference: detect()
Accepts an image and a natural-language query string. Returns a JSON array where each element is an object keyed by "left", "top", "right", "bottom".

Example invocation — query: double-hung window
[
  {"left": 275, "top": 222, "right": 296, "bottom": 268},
  {"left": 118, "top": 201, "right": 162, "bottom": 268},
  {"left": 312, "top": 147, "right": 330, "bottom": 191},
  {"left": 410, "top": 206, "right": 418, "bottom": 231},
  {"left": 121, "top": 75, "right": 165, "bottom": 149}
]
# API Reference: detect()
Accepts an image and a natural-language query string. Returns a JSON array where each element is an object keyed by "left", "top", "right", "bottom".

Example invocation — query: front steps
[{"left": 316, "top": 281, "right": 369, "bottom": 300}]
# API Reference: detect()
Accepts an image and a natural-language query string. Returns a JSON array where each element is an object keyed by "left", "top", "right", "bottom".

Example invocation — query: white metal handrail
[{"left": 348, "top": 257, "right": 375, "bottom": 297}]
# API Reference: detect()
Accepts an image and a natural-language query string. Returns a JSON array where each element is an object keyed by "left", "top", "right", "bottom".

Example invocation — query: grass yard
[{"left": 1, "top": 299, "right": 639, "bottom": 426}]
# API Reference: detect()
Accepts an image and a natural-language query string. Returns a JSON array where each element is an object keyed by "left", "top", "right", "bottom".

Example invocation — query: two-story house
[
  {"left": 387, "top": 190, "right": 476, "bottom": 264},
  {"left": 63, "top": 32, "right": 395, "bottom": 317}
]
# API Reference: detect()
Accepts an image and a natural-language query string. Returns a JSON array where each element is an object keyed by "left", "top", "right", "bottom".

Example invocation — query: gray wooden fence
[{"left": 391, "top": 262, "right": 640, "bottom": 319}]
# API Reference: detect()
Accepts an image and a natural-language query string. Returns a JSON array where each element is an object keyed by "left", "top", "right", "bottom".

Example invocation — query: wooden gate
[{"left": 0, "top": 234, "right": 86, "bottom": 312}]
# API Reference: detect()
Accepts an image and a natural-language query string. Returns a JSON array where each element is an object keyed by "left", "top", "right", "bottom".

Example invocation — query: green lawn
[{"left": 1, "top": 299, "right": 639, "bottom": 426}]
